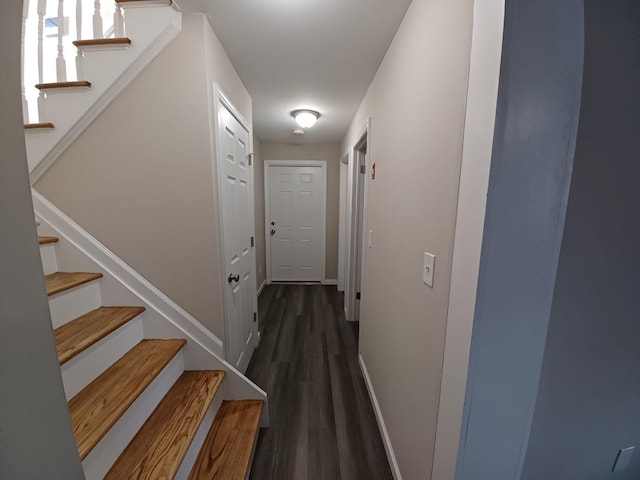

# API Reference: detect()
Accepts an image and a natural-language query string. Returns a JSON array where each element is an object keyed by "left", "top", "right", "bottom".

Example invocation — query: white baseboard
[
  {"left": 322, "top": 279, "right": 338, "bottom": 286},
  {"left": 257, "top": 279, "right": 266, "bottom": 296},
  {"left": 359, "top": 354, "right": 403, "bottom": 480}
]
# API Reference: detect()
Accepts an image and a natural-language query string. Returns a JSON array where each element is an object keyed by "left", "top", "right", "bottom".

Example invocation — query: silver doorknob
[
  {"left": 228, "top": 273, "right": 240, "bottom": 283},
  {"left": 270, "top": 229, "right": 276, "bottom": 235}
]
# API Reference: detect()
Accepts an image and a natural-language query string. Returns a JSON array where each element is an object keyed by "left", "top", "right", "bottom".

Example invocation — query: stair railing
[{"left": 22, "top": 0, "right": 123, "bottom": 124}]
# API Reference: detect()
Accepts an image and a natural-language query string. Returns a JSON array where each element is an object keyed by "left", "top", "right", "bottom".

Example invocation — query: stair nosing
[
  {"left": 38, "top": 235, "right": 59, "bottom": 245},
  {"left": 45, "top": 272, "right": 103, "bottom": 296},
  {"left": 73, "top": 37, "right": 132, "bottom": 48},
  {"left": 25, "top": 123, "right": 55, "bottom": 130},
  {"left": 69, "top": 338, "right": 187, "bottom": 460},
  {"left": 55, "top": 306, "right": 146, "bottom": 365},
  {"left": 35, "top": 80, "right": 92, "bottom": 90},
  {"left": 105, "top": 370, "right": 225, "bottom": 479}
]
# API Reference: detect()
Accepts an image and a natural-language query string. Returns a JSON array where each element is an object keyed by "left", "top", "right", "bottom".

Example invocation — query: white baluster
[
  {"left": 21, "top": 0, "right": 31, "bottom": 123},
  {"left": 93, "top": 0, "right": 103, "bottom": 39},
  {"left": 37, "top": 0, "right": 46, "bottom": 120},
  {"left": 56, "top": 0, "right": 66, "bottom": 82},
  {"left": 75, "top": 0, "right": 83, "bottom": 80},
  {"left": 114, "top": 5, "right": 124, "bottom": 37}
]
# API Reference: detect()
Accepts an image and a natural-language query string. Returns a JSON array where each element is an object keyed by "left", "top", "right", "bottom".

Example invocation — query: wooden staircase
[
  {"left": 23, "top": 0, "right": 183, "bottom": 178},
  {"left": 39, "top": 235, "right": 263, "bottom": 479}
]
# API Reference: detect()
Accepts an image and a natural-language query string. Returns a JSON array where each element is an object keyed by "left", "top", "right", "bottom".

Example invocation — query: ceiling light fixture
[
  {"left": 291, "top": 109, "right": 320, "bottom": 129},
  {"left": 293, "top": 129, "right": 305, "bottom": 136}
]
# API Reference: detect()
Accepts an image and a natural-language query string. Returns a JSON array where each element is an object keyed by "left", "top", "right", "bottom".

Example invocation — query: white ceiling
[{"left": 177, "top": 0, "right": 412, "bottom": 144}]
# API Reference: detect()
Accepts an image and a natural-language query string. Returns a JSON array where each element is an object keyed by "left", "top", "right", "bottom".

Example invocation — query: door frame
[
  {"left": 344, "top": 118, "right": 371, "bottom": 321},
  {"left": 264, "top": 160, "right": 327, "bottom": 284},
  {"left": 337, "top": 152, "right": 349, "bottom": 291},
  {"left": 211, "top": 83, "right": 258, "bottom": 365}
]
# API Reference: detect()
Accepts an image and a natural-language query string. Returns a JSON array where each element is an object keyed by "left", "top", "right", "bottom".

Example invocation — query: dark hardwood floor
[{"left": 246, "top": 284, "right": 393, "bottom": 480}]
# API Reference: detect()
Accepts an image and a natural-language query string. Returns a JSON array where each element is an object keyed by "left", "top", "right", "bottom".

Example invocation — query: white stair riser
[
  {"left": 62, "top": 317, "right": 144, "bottom": 400},
  {"left": 39, "top": 243, "right": 58, "bottom": 275},
  {"left": 174, "top": 391, "right": 225, "bottom": 480},
  {"left": 49, "top": 281, "right": 102, "bottom": 329},
  {"left": 82, "top": 351, "right": 185, "bottom": 480}
]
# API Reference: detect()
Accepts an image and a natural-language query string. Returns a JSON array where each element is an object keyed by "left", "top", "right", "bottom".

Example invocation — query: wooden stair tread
[
  {"left": 35, "top": 80, "right": 92, "bottom": 90},
  {"left": 73, "top": 37, "right": 132, "bottom": 47},
  {"left": 38, "top": 235, "right": 59, "bottom": 245},
  {"left": 45, "top": 271, "right": 103, "bottom": 296},
  {"left": 105, "top": 370, "right": 225, "bottom": 479},
  {"left": 25, "top": 122, "right": 55, "bottom": 129},
  {"left": 69, "top": 339, "right": 186, "bottom": 459},
  {"left": 188, "top": 400, "right": 263, "bottom": 480},
  {"left": 117, "top": 0, "right": 173, "bottom": 6},
  {"left": 55, "top": 306, "right": 146, "bottom": 365}
]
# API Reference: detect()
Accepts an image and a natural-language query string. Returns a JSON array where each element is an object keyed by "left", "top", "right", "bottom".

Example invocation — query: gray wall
[
  {"left": 456, "top": 0, "right": 585, "bottom": 478},
  {"left": 0, "top": 2, "right": 84, "bottom": 478},
  {"left": 522, "top": 2, "right": 640, "bottom": 478}
]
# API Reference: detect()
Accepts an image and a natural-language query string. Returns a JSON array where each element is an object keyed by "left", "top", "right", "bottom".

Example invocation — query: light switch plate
[
  {"left": 423, "top": 252, "right": 435, "bottom": 287},
  {"left": 613, "top": 446, "right": 635, "bottom": 472}
]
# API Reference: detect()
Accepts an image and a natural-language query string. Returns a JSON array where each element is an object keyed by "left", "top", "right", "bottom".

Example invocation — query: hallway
[{"left": 246, "top": 284, "right": 393, "bottom": 479}]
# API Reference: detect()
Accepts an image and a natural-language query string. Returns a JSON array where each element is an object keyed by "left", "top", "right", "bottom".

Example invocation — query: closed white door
[
  {"left": 216, "top": 91, "right": 256, "bottom": 373},
  {"left": 267, "top": 162, "right": 326, "bottom": 282}
]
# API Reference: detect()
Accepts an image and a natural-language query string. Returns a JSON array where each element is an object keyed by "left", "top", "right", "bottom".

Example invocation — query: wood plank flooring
[{"left": 246, "top": 284, "right": 393, "bottom": 480}]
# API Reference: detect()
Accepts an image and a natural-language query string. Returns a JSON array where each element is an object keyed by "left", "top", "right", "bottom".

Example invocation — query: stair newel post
[
  {"left": 37, "top": 0, "right": 46, "bottom": 121},
  {"left": 21, "top": 0, "right": 31, "bottom": 123},
  {"left": 93, "top": 0, "right": 103, "bottom": 39},
  {"left": 75, "top": 0, "right": 82, "bottom": 80},
  {"left": 114, "top": 4, "right": 124, "bottom": 38},
  {"left": 56, "top": 0, "right": 67, "bottom": 82}
]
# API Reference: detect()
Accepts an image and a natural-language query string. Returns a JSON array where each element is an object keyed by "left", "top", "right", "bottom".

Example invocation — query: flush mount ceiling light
[{"left": 291, "top": 109, "right": 320, "bottom": 129}]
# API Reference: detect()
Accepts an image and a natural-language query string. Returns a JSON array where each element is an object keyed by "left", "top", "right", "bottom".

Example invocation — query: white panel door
[
  {"left": 268, "top": 163, "right": 325, "bottom": 281},
  {"left": 217, "top": 97, "right": 256, "bottom": 373}
]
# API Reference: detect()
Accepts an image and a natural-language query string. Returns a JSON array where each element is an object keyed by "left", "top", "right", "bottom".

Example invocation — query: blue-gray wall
[
  {"left": 0, "top": 2, "right": 84, "bottom": 478},
  {"left": 522, "top": 1, "right": 640, "bottom": 478},
  {"left": 456, "top": 0, "right": 585, "bottom": 478}
]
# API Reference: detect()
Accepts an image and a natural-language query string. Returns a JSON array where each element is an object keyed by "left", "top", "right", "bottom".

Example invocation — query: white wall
[
  {"left": 261, "top": 142, "right": 341, "bottom": 281},
  {"left": 35, "top": 13, "right": 252, "bottom": 340},
  {"left": 340, "top": 0, "right": 475, "bottom": 478}
]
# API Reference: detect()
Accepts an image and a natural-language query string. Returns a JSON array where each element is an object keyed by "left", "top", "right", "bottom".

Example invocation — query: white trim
[
  {"left": 31, "top": 189, "right": 224, "bottom": 357},
  {"left": 359, "top": 354, "right": 403, "bottom": 480},
  {"left": 29, "top": 8, "right": 182, "bottom": 184},
  {"left": 345, "top": 119, "right": 371, "bottom": 322},
  {"left": 264, "top": 160, "right": 327, "bottom": 284},
  {"left": 321, "top": 279, "right": 337, "bottom": 286},
  {"left": 211, "top": 84, "right": 259, "bottom": 368},
  {"left": 430, "top": 1, "right": 505, "bottom": 478},
  {"left": 337, "top": 153, "right": 349, "bottom": 292},
  {"left": 257, "top": 279, "right": 266, "bottom": 296}
]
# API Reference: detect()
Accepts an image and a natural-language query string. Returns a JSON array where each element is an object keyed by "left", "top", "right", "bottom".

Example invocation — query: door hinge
[
  {"left": 359, "top": 164, "right": 366, "bottom": 175},
  {"left": 356, "top": 292, "right": 361, "bottom": 300},
  {"left": 253, "top": 312, "right": 257, "bottom": 323},
  {"left": 248, "top": 153, "right": 255, "bottom": 166},
  {"left": 251, "top": 236, "right": 255, "bottom": 247}
]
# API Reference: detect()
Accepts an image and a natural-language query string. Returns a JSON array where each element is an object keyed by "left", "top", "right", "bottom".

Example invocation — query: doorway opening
[{"left": 344, "top": 120, "right": 370, "bottom": 322}]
